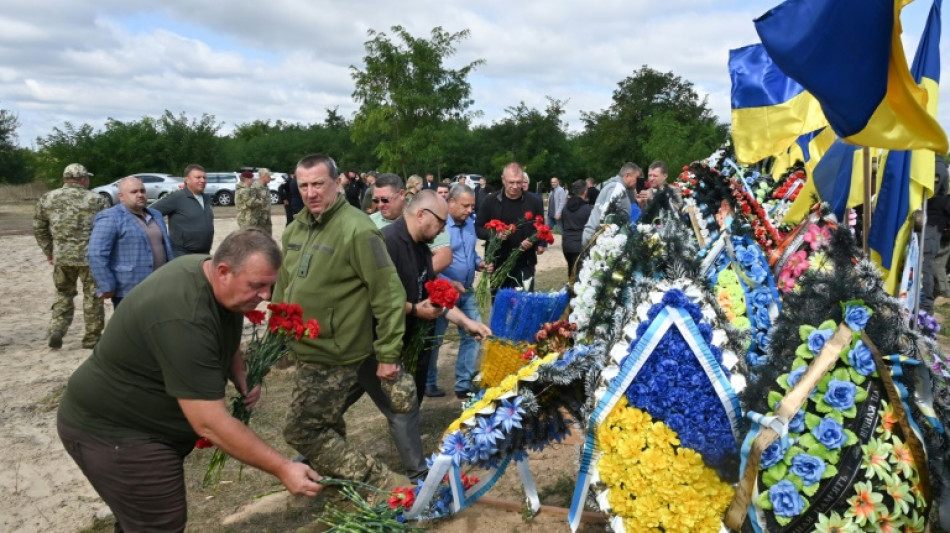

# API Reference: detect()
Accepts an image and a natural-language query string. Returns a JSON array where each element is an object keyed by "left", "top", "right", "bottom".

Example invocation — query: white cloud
[{"left": 3, "top": 0, "right": 948, "bottom": 151}]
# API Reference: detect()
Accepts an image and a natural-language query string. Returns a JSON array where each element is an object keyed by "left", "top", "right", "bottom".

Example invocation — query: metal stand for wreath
[{"left": 402, "top": 453, "right": 540, "bottom": 520}]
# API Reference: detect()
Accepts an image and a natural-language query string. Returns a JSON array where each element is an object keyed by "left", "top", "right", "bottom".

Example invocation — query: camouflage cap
[{"left": 63, "top": 163, "right": 93, "bottom": 178}]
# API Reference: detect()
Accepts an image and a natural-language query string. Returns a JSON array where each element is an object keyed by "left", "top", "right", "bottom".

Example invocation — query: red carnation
[
  {"left": 388, "top": 486, "right": 416, "bottom": 510},
  {"left": 425, "top": 278, "right": 460, "bottom": 309},
  {"left": 195, "top": 437, "right": 214, "bottom": 449},
  {"left": 525, "top": 211, "right": 534, "bottom": 221},
  {"left": 244, "top": 310, "right": 266, "bottom": 325}
]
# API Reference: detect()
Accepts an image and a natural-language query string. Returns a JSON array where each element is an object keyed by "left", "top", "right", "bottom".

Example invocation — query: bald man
[{"left": 88, "top": 177, "right": 174, "bottom": 308}]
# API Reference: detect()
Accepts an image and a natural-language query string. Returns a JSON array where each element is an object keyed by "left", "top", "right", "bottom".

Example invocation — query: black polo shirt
[{"left": 381, "top": 217, "right": 434, "bottom": 335}]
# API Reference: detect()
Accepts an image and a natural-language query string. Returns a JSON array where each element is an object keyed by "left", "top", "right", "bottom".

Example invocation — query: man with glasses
[
  {"left": 381, "top": 190, "right": 490, "bottom": 401},
  {"left": 474, "top": 162, "right": 545, "bottom": 291},
  {"left": 153, "top": 164, "right": 214, "bottom": 257},
  {"left": 369, "top": 174, "right": 453, "bottom": 378}
]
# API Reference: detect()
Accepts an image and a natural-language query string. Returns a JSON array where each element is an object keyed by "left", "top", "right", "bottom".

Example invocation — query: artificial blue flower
[
  {"left": 661, "top": 289, "right": 691, "bottom": 309},
  {"left": 786, "top": 366, "right": 807, "bottom": 388},
  {"left": 440, "top": 430, "right": 473, "bottom": 467},
  {"left": 755, "top": 331, "right": 772, "bottom": 353},
  {"left": 760, "top": 437, "right": 789, "bottom": 469},
  {"left": 493, "top": 397, "right": 524, "bottom": 433},
  {"left": 754, "top": 305, "right": 771, "bottom": 329},
  {"left": 748, "top": 264, "right": 768, "bottom": 284},
  {"left": 823, "top": 378, "right": 857, "bottom": 411},
  {"left": 747, "top": 350, "right": 768, "bottom": 367},
  {"left": 769, "top": 480, "right": 806, "bottom": 517},
  {"left": 750, "top": 288, "right": 773, "bottom": 309},
  {"left": 697, "top": 322, "right": 713, "bottom": 343},
  {"left": 812, "top": 417, "right": 848, "bottom": 449},
  {"left": 789, "top": 453, "right": 826, "bottom": 485},
  {"left": 788, "top": 409, "right": 806, "bottom": 433},
  {"left": 735, "top": 245, "right": 759, "bottom": 267},
  {"left": 847, "top": 340, "right": 875, "bottom": 376},
  {"left": 842, "top": 303, "right": 872, "bottom": 331},
  {"left": 471, "top": 417, "right": 502, "bottom": 462},
  {"left": 807, "top": 328, "right": 834, "bottom": 354}
]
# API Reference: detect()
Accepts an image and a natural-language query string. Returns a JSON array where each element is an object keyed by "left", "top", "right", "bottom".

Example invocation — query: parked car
[
  {"left": 203, "top": 172, "right": 240, "bottom": 206},
  {"left": 92, "top": 173, "right": 183, "bottom": 206},
  {"left": 453, "top": 174, "right": 481, "bottom": 188},
  {"left": 203, "top": 171, "right": 284, "bottom": 206}
]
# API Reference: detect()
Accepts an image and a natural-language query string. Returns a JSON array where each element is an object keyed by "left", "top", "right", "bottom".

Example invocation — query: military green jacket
[
  {"left": 33, "top": 183, "right": 107, "bottom": 266},
  {"left": 273, "top": 194, "right": 406, "bottom": 365},
  {"left": 235, "top": 182, "right": 271, "bottom": 231}
]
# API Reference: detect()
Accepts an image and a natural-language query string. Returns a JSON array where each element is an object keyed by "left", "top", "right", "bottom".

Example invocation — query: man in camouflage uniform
[
  {"left": 34, "top": 163, "right": 107, "bottom": 349},
  {"left": 236, "top": 169, "right": 272, "bottom": 236}
]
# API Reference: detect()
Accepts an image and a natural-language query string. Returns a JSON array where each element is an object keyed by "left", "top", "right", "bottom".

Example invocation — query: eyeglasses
[
  {"left": 423, "top": 208, "right": 447, "bottom": 228},
  {"left": 372, "top": 197, "right": 392, "bottom": 204}
]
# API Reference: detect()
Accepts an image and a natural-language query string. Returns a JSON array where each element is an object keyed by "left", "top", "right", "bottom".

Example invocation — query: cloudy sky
[{"left": 2, "top": 0, "right": 946, "bottom": 148}]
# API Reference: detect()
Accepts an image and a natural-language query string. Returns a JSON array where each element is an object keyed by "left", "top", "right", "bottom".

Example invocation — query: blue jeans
[{"left": 426, "top": 291, "right": 481, "bottom": 393}]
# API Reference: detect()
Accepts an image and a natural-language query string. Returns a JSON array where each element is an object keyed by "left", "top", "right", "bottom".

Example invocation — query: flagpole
[
  {"left": 863, "top": 147, "right": 871, "bottom": 253},
  {"left": 913, "top": 201, "right": 928, "bottom": 330}
]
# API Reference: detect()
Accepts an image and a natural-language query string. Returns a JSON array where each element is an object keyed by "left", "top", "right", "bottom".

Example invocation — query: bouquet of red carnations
[
  {"left": 200, "top": 302, "right": 319, "bottom": 486},
  {"left": 490, "top": 214, "right": 555, "bottom": 289},
  {"left": 401, "top": 279, "right": 460, "bottom": 375}
]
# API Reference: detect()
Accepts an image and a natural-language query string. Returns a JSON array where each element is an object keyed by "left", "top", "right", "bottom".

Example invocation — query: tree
[
  {"left": 578, "top": 66, "right": 728, "bottom": 178},
  {"left": 351, "top": 25, "right": 484, "bottom": 177}
]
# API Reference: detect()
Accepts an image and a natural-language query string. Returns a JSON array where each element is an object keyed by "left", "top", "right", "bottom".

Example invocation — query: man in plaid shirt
[{"left": 88, "top": 176, "right": 174, "bottom": 309}]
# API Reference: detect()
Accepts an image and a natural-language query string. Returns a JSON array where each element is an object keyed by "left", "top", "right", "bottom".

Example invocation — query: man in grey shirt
[{"left": 152, "top": 164, "right": 214, "bottom": 257}]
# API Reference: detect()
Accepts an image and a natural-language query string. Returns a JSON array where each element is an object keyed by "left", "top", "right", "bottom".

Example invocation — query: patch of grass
[
  {"left": 934, "top": 302, "right": 950, "bottom": 339},
  {"left": 536, "top": 472, "right": 576, "bottom": 508},
  {"left": 0, "top": 181, "right": 48, "bottom": 203},
  {"left": 77, "top": 516, "right": 114, "bottom": 533},
  {"left": 37, "top": 383, "right": 66, "bottom": 412}
]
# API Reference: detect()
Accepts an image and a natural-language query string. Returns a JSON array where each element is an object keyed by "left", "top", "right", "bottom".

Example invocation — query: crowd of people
[{"left": 32, "top": 156, "right": 680, "bottom": 531}]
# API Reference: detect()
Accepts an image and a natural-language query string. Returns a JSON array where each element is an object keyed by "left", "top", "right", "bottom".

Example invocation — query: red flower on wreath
[
  {"left": 388, "top": 486, "right": 416, "bottom": 510},
  {"left": 425, "top": 278, "right": 460, "bottom": 309}
]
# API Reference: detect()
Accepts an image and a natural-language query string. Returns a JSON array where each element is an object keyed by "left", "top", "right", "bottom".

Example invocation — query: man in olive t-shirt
[{"left": 57, "top": 228, "right": 323, "bottom": 532}]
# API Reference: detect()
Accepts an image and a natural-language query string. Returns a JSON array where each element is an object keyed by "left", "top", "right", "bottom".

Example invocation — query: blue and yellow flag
[
  {"left": 868, "top": 0, "right": 942, "bottom": 294},
  {"left": 811, "top": 139, "right": 867, "bottom": 221},
  {"left": 782, "top": 127, "right": 838, "bottom": 224},
  {"left": 755, "top": 0, "right": 948, "bottom": 154},
  {"left": 729, "top": 44, "right": 827, "bottom": 164}
]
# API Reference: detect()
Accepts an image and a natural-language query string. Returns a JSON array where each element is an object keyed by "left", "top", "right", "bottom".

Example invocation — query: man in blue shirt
[
  {"left": 426, "top": 184, "right": 489, "bottom": 398},
  {"left": 88, "top": 176, "right": 174, "bottom": 308}
]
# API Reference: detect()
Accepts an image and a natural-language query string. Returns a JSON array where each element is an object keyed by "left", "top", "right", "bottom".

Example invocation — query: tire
[
  {"left": 99, "top": 193, "right": 113, "bottom": 206},
  {"left": 270, "top": 191, "right": 280, "bottom": 205},
  {"left": 216, "top": 190, "right": 233, "bottom": 206}
]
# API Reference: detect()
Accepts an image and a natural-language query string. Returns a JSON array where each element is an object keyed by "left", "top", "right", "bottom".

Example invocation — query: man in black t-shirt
[{"left": 58, "top": 229, "right": 323, "bottom": 531}]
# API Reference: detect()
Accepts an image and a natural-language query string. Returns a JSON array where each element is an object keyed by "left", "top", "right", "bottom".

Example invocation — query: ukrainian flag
[
  {"left": 868, "top": 0, "right": 942, "bottom": 294},
  {"left": 811, "top": 139, "right": 868, "bottom": 221},
  {"left": 755, "top": 0, "right": 948, "bottom": 154},
  {"left": 781, "top": 127, "right": 838, "bottom": 224},
  {"left": 729, "top": 44, "right": 828, "bottom": 164}
]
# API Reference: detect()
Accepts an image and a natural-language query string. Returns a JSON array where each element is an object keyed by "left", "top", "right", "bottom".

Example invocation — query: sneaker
[
  {"left": 424, "top": 386, "right": 446, "bottom": 398},
  {"left": 48, "top": 332, "right": 63, "bottom": 349}
]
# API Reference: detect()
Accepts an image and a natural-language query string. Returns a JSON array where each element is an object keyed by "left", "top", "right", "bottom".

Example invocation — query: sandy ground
[{"left": 0, "top": 203, "right": 580, "bottom": 533}]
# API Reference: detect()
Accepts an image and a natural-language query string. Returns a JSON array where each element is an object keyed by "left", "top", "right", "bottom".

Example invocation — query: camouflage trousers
[
  {"left": 284, "top": 360, "right": 400, "bottom": 486},
  {"left": 50, "top": 265, "right": 104, "bottom": 344}
]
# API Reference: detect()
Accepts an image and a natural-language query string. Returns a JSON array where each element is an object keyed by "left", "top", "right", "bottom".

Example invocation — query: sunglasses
[
  {"left": 372, "top": 197, "right": 392, "bottom": 204},
  {"left": 423, "top": 208, "right": 447, "bottom": 227}
]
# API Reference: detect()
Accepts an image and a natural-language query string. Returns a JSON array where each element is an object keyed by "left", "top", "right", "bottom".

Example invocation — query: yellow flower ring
[{"left": 594, "top": 398, "right": 734, "bottom": 532}]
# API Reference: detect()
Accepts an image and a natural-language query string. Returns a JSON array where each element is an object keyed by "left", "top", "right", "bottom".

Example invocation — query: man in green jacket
[{"left": 274, "top": 154, "right": 411, "bottom": 487}]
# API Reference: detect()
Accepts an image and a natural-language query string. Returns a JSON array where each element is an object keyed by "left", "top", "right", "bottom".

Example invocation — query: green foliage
[
  {"left": 34, "top": 111, "right": 224, "bottom": 186},
  {"left": 577, "top": 66, "right": 727, "bottom": 178},
  {"left": 351, "top": 25, "right": 483, "bottom": 177},
  {"left": 0, "top": 107, "right": 32, "bottom": 183}
]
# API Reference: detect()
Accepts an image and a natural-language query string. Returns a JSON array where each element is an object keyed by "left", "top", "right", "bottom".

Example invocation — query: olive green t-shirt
[{"left": 58, "top": 255, "right": 243, "bottom": 451}]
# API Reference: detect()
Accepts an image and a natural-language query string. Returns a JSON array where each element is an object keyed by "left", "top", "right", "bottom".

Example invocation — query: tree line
[{"left": 0, "top": 26, "right": 727, "bottom": 189}]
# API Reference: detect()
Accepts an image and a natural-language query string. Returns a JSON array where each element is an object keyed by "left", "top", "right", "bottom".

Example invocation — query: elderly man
[
  {"left": 370, "top": 173, "right": 452, "bottom": 280},
  {"left": 582, "top": 162, "right": 643, "bottom": 248},
  {"left": 475, "top": 162, "right": 545, "bottom": 291},
  {"left": 153, "top": 164, "right": 214, "bottom": 257},
  {"left": 236, "top": 170, "right": 273, "bottom": 235},
  {"left": 275, "top": 154, "right": 411, "bottom": 487},
  {"left": 34, "top": 163, "right": 107, "bottom": 349},
  {"left": 88, "top": 176, "right": 174, "bottom": 309},
  {"left": 426, "top": 185, "right": 490, "bottom": 398},
  {"left": 547, "top": 177, "right": 567, "bottom": 232},
  {"left": 58, "top": 229, "right": 323, "bottom": 532}
]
